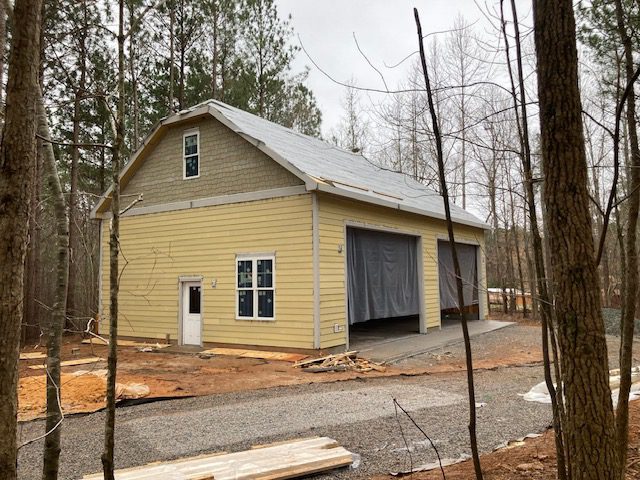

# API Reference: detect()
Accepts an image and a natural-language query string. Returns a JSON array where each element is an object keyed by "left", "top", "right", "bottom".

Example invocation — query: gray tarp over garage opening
[
  {"left": 437, "top": 240, "right": 478, "bottom": 310},
  {"left": 347, "top": 228, "right": 420, "bottom": 325}
]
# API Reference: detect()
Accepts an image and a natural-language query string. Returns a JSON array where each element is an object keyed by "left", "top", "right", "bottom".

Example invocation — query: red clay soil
[
  {"left": 18, "top": 330, "right": 543, "bottom": 421},
  {"left": 376, "top": 401, "right": 640, "bottom": 480}
]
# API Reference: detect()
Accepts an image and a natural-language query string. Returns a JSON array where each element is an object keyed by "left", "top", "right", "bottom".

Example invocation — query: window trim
[
  {"left": 183, "top": 129, "right": 200, "bottom": 180},
  {"left": 235, "top": 254, "right": 276, "bottom": 321}
]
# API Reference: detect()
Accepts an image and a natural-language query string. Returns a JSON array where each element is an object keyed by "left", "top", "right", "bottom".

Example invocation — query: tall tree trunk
[
  {"left": 503, "top": 0, "right": 568, "bottom": 475},
  {"left": 23, "top": 145, "right": 40, "bottom": 343},
  {"left": 211, "top": 0, "right": 218, "bottom": 99},
  {"left": 38, "top": 89, "right": 69, "bottom": 480},
  {"left": 101, "top": 1, "right": 125, "bottom": 477},
  {"left": 178, "top": 0, "right": 185, "bottom": 110},
  {"left": 0, "top": 0, "right": 5, "bottom": 114},
  {"left": 128, "top": 2, "right": 139, "bottom": 151},
  {"left": 502, "top": 193, "right": 516, "bottom": 314},
  {"left": 533, "top": 1, "right": 618, "bottom": 478},
  {"left": 414, "top": 8, "right": 483, "bottom": 479},
  {"left": 67, "top": 94, "right": 81, "bottom": 327},
  {"left": 0, "top": 1, "right": 42, "bottom": 478},
  {"left": 613, "top": 0, "right": 640, "bottom": 474},
  {"left": 66, "top": 0, "right": 88, "bottom": 329},
  {"left": 522, "top": 203, "right": 537, "bottom": 318},
  {"left": 507, "top": 172, "right": 527, "bottom": 317},
  {"left": 168, "top": 5, "right": 175, "bottom": 113}
]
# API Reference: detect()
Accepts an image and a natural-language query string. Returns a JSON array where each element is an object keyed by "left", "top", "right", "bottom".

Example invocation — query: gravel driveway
[{"left": 17, "top": 362, "right": 551, "bottom": 479}]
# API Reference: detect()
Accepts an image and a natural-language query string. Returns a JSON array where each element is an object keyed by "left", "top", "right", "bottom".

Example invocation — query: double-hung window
[
  {"left": 183, "top": 129, "right": 200, "bottom": 179},
  {"left": 236, "top": 255, "right": 275, "bottom": 320}
]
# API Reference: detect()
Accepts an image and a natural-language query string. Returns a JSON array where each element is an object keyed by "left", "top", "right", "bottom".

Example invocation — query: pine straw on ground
[{"left": 381, "top": 401, "right": 640, "bottom": 479}]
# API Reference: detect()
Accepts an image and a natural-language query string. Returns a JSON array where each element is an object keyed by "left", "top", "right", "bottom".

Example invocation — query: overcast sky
[{"left": 276, "top": 0, "right": 533, "bottom": 135}]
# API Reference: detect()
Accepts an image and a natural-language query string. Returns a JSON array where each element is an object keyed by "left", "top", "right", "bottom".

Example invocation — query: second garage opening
[
  {"left": 346, "top": 227, "right": 422, "bottom": 347},
  {"left": 437, "top": 240, "right": 480, "bottom": 322}
]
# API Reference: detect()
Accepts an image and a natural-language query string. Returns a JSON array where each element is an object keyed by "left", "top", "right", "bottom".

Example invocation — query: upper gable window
[{"left": 183, "top": 129, "right": 200, "bottom": 179}]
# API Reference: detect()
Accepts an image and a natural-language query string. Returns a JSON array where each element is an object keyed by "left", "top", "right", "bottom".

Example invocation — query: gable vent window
[
  {"left": 183, "top": 130, "right": 200, "bottom": 179},
  {"left": 236, "top": 255, "right": 275, "bottom": 320}
]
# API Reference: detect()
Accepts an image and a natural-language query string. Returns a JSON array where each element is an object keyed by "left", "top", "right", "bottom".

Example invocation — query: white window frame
[
  {"left": 183, "top": 129, "right": 200, "bottom": 180},
  {"left": 235, "top": 254, "right": 276, "bottom": 321}
]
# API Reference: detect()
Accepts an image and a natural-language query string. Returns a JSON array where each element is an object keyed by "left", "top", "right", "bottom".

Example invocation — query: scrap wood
[
  {"left": 293, "top": 351, "right": 358, "bottom": 368},
  {"left": 294, "top": 351, "right": 386, "bottom": 373},
  {"left": 200, "top": 347, "right": 308, "bottom": 363},
  {"left": 20, "top": 352, "right": 45, "bottom": 360},
  {"left": 82, "top": 436, "right": 354, "bottom": 480},
  {"left": 28, "top": 357, "right": 104, "bottom": 370}
]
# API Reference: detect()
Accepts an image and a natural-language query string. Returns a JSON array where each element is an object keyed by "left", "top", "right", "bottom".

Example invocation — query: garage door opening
[
  {"left": 346, "top": 227, "right": 422, "bottom": 348},
  {"left": 438, "top": 240, "right": 479, "bottom": 323}
]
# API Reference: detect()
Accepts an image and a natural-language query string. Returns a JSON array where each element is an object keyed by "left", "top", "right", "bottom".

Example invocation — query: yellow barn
[{"left": 92, "top": 100, "right": 489, "bottom": 351}]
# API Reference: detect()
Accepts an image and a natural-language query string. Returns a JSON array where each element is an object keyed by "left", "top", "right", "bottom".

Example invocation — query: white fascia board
[
  {"left": 315, "top": 183, "right": 490, "bottom": 231},
  {"left": 99, "top": 186, "right": 309, "bottom": 219}
]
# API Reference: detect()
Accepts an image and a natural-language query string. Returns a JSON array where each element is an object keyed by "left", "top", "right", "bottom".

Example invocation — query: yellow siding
[
  {"left": 100, "top": 194, "right": 314, "bottom": 348},
  {"left": 317, "top": 193, "right": 487, "bottom": 349}
]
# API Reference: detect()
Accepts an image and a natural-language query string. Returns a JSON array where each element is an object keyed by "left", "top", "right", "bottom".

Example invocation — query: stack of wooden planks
[
  {"left": 293, "top": 351, "right": 386, "bottom": 373},
  {"left": 82, "top": 437, "right": 354, "bottom": 480}
]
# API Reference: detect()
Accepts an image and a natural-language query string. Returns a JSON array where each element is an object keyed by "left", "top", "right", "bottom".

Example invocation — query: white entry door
[{"left": 182, "top": 281, "right": 202, "bottom": 345}]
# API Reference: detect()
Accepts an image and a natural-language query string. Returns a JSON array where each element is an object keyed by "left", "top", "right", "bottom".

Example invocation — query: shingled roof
[{"left": 92, "top": 99, "right": 488, "bottom": 230}]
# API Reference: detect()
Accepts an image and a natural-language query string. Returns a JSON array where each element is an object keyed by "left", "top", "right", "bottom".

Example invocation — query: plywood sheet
[
  {"left": 200, "top": 347, "right": 308, "bottom": 363},
  {"left": 28, "top": 357, "right": 104, "bottom": 370},
  {"left": 20, "top": 352, "right": 46, "bottom": 360},
  {"left": 82, "top": 436, "right": 353, "bottom": 480}
]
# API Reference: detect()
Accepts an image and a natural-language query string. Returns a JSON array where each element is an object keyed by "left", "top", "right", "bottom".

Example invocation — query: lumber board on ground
[
  {"left": 82, "top": 436, "right": 353, "bottom": 480},
  {"left": 200, "top": 347, "right": 308, "bottom": 363},
  {"left": 81, "top": 338, "right": 170, "bottom": 349},
  {"left": 20, "top": 352, "right": 45, "bottom": 360},
  {"left": 28, "top": 357, "right": 104, "bottom": 370}
]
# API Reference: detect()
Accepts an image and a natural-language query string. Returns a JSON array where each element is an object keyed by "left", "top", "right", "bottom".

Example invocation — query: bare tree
[
  {"left": 414, "top": 8, "right": 483, "bottom": 480},
  {"left": 333, "top": 80, "right": 370, "bottom": 154},
  {"left": 445, "top": 14, "right": 486, "bottom": 209}
]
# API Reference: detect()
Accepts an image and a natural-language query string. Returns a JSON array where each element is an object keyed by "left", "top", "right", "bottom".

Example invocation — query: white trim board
[
  {"left": 312, "top": 192, "right": 321, "bottom": 348},
  {"left": 96, "top": 186, "right": 308, "bottom": 219}
]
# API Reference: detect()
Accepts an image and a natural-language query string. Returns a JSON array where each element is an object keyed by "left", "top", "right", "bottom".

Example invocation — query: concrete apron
[{"left": 356, "top": 320, "right": 515, "bottom": 364}]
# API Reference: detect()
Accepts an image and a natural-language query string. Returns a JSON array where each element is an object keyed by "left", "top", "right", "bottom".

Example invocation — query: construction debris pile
[{"left": 293, "top": 351, "right": 386, "bottom": 373}]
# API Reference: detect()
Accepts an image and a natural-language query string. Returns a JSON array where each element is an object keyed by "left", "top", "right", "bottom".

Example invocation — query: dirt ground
[
  {"left": 18, "top": 324, "right": 544, "bottom": 421},
  {"left": 383, "top": 400, "right": 640, "bottom": 479}
]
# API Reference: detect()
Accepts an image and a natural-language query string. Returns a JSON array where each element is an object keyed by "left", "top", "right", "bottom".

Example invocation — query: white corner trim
[
  {"left": 99, "top": 186, "right": 308, "bottom": 219},
  {"left": 312, "top": 191, "right": 321, "bottom": 349},
  {"left": 97, "top": 220, "right": 103, "bottom": 322}
]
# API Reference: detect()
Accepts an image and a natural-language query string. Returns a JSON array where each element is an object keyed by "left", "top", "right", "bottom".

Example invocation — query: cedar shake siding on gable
[{"left": 121, "top": 117, "right": 303, "bottom": 207}]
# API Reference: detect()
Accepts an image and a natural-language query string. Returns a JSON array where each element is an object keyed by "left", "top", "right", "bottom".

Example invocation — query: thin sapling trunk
[{"left": 414, "top": 8, "right": 483, "bottom": 480}]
